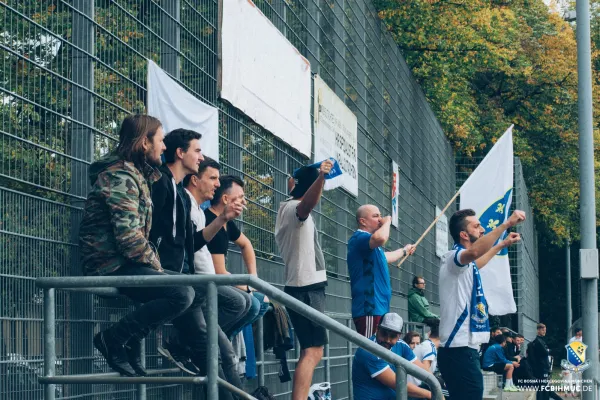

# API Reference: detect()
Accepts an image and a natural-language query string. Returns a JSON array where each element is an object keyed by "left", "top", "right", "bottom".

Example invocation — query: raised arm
[
  {"left": 460, "top": 210, "right": 525, "bottom": 265},
  {"left": 475, "top": 232, "right": 521, "bottom": 269},
  {"left": 296, "top": 159, "right": 333, "bottom": 220}
]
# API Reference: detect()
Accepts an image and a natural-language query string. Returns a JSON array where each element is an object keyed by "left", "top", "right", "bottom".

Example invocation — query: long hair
[{"left": 115, "top": 115, "right": 162, "bottom": 168}]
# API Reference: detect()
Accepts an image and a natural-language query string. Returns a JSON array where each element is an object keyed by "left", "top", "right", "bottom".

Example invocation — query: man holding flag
[
  {"left": 436, "top": 125, "right": 526, "bottom": 399},
  {"left": 438, "top": 209, "right": 525, "bottom": 399}
]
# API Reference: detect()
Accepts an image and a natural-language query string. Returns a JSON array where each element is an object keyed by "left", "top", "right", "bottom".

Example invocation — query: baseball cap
[
  {"left": 289, "top": 165, "right": 320, "bottom": 198},
  {"left": 378, "top": 313, "right": 404, "bottom": 334}
]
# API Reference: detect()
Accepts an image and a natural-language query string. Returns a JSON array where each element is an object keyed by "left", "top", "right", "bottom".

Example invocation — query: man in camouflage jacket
[{"left": 80, "top": 154, "right": 162, "bottom": 276}]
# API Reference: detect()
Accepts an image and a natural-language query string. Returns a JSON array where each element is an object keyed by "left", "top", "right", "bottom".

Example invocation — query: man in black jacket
[
  {"left": 528, "top": 323, "right": 551, "bottom": 400},
  {"left": 149, "top": 129, "right": 244, "bottom": 398},
  {"left": 503, "top": 332, "right": 521, "bottom": 362}
]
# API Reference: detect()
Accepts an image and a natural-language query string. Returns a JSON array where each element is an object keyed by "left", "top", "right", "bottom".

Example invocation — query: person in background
[
  {"left": 353, "top": 313, "right": 432, "bottom": 400},
  {"left": 482, "top": 334, "right": 520, "bottom": 392},
  {"left": 503, "top": 331, "right": 521, "bottom": 362},
  {"left": 408, "top": 276, "right": 439, "bottom": 325},
  {"left": 480, "top": 326, "right": 502, "bottom": 365},
  {"left": 528, "top": 323, "right": 551, "bottom": 400},
  {"left": 404, "top": 331, "right": 422, "bottom": 351},
  {"left": 348, "top": 204, "right": 416, "bottom": 337},
  {"left": 569, "top": 327, "right": 582, "bottom": 344},
  {"left": 408, "top": 322, "right": 442, "bottom": 400},
  {"left": 515, "top": 334, "right": 525, "bottom": 355}
]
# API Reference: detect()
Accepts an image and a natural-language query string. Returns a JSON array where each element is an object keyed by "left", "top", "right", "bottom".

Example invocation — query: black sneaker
[
  {"left": 157, "top": 342, "right": 200, "bottom": 375},
  {"left": 93, "top": 331, "right": 137, "bottom": 377},
  {"left": 125, "top": 338, "right": 147, "bottom": 376}
]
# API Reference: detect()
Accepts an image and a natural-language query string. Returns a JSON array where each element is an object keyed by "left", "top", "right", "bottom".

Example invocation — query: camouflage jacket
[{"left": 79, "top": 155, "right": 162, "bottom": 276}]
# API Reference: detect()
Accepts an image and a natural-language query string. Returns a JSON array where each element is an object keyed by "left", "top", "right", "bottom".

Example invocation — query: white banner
[
  {"left": 147, "top": 60, "right": 219, "bottom": 160},
  {"left": 313, "top": 75, "right": 358, "bottom": 196},
  {"left": 220, "top": 0, "right": 311, "bottom": 157},
  {"left": 460, "top": 126, "right": 515, "bottom": 315},
  {"left": 391, "top": 161, "right": 399, "bottom": 228},
  {"left": 435, "top": 206, "right": 449, "bottom": 258}
]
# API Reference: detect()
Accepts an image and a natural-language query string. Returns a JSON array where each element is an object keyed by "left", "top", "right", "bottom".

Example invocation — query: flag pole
[{"left": 396, "top": 190, "right": 461, "bottom": 268}]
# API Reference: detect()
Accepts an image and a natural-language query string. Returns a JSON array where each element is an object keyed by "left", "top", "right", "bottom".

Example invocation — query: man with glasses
[
  {"left": 348, "top": 204, "right": 416, "bottom": 337},
  {"left": 352, "top": 313, "right": 432, "bottom": 400},
  {"left": 408, "top": 276, "right": 439, "bottom": 326}
]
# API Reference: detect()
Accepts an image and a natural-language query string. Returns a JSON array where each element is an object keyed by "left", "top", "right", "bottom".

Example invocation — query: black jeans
[
  {"left": 438, "top": 346, "right": 483, "bottom": 400},
  {"left": 105, "top": 265, "right": 241, "bottom": 399}
]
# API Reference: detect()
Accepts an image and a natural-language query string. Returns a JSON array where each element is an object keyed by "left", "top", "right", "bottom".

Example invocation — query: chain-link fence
[{"left": 1, "top": 0, "right": 456, "bottom": 398}]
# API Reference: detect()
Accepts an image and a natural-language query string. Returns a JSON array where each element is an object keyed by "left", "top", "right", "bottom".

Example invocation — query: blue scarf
[{"left": 453, "top": 244, "right": 490, "bottom": 344}]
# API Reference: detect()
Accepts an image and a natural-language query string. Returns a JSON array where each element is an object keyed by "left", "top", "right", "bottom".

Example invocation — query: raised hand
[
  {"left": 223, "top": 201, "right": 243, "bottom": 221},
  {"left": 503, "top": 232, "right": 521, "bottom": 247},
  {"left": 506, "top": 210, "right": 526, "bottom": 228},
  {"left": 319, "top": 159, "right": 334, "bottom": 176}
]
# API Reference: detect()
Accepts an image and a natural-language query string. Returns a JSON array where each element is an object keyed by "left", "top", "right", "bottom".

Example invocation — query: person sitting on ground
[
  {"left": 205, "top": 174, "right": 270, "bottom": 338},
  {"left": 353, "top": 313, "right": 432, "bottom": 400},
  {"left": 482, "top": 334, "right": 520, "bottom": 392},
  {"left": 408, "top": 276, "right": 439, "bottom": 325}
]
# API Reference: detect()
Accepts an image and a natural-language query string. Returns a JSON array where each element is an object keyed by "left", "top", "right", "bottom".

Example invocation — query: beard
[
  {"left": 468, "top": 233, "right": 480, "bottom": 243},
  {"left": 377, "top": 340, "right": 393, "bottom": 349},
  {"left": 145, "top": 147, "right": 162, "bottom": 167}
]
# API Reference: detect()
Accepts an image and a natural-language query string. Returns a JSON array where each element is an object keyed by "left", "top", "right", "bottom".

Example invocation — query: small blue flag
[{"left": 294, "top": 158, "right": 343, "bottom": 180}]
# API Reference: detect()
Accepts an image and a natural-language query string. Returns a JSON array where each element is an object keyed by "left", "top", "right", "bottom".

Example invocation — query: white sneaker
[{"left": 504, "top": 384, "right": 519, "bottom": 392}]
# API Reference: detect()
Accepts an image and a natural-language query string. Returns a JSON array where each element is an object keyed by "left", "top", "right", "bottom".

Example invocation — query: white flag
[
  {"left": 460, "top": 126, "right": 516, "bottom": 315},
  {"left": 147, "top": 60, "right": 219, "bottom": 161}
]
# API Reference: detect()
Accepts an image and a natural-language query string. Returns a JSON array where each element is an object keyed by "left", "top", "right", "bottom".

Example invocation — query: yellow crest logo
[{"left": 562, "top": 340, "right": 590, "bottom": 372}]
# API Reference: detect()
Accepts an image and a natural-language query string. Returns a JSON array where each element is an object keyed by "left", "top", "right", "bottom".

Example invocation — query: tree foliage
[{"left": 374, "top": 0, "right": 600, "bottom": 244}]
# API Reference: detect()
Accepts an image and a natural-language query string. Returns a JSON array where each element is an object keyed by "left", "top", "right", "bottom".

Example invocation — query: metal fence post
[
  {"left": 44, "top": 288, "right": 56, "bottom": 400},
  {"left": 347, "top": 319, "right": 353, "bottom": 400},
  {"left": 136, "top": 338, "right": 146, "bottom": 400},
  {"left": 257, "top": 317, "right": 265, "bottom": 387},
  {"left": 395, "top": 365, "right": 407, "bottom": 400},
  {"left": 70, "top": 1, "right": 95, "bottom": 396},
  {"left": 207, "top": 282, "right": 219, "bottom": 399},
  {"left": 324, "top": 330, "right": 330, "bottom": 384},
  {"left": 162, "top": 0, "right": 181, "bottom": 78}
]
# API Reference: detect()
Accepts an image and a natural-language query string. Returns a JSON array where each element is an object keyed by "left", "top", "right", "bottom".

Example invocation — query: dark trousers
[
  {"left": 535, "top": 375, "right": 550, "bottom": 400},
  {"left": 106, "top": 265, "right": 241, "bottom": 400},
  {"left": 438, "top": 346, "right": 484, "bottom": 400}
]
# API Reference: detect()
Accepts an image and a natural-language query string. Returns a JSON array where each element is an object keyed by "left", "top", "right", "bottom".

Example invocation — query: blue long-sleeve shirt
[{"left": 482, "top": 343, "right": 512, "bottom": 367}]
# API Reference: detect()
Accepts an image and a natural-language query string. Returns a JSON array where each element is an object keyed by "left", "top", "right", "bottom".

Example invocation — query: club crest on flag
[
  {"left": 561, "top": 341, "right": 590, "bottom": 372},
  {"left": 479, "top": 189, "right": 513, "bottom": 256}
]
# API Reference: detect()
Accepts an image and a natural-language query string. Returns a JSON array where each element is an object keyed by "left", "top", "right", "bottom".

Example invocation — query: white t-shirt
[
  {"left": 274, "top": 199, "right": 326, "bottom": 288},
  {"left": 569, "top": 336, "right": 582, "bottom": 344},
  {"left": 408, "top": 339, "right": 438, "bottom": 386},
  {"left": 186, "top": 189, "right": 215, "bottom": 275},
  {"left": 439, "top": 248, "right": 490, "bottom": 349}
]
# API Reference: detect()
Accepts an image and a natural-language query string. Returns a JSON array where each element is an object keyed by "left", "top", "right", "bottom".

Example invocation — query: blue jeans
[{"left": 228, "top": 291, "right": 269, "bottom": 339}]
